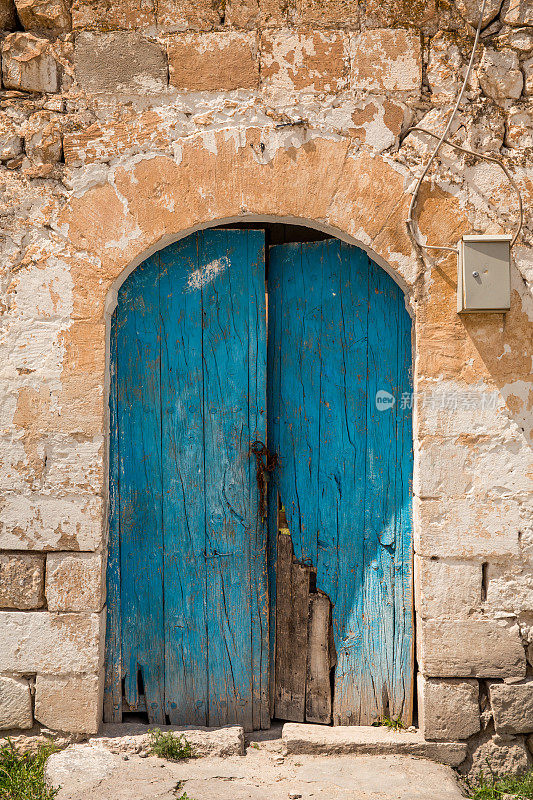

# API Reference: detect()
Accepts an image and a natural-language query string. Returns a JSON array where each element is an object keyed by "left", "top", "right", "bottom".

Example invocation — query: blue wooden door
[
  {"left": 105, "top": 231, "right": 413, "bottom": 730},
  {"left": 104, "top": 229, "right": 268, "bottom": 730},
  {"left": 267, "top": 240, "right": 414, "bottom": 725}
]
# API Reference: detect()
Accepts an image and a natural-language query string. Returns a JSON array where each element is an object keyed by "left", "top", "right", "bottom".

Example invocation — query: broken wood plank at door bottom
[
  {"left": 306, "top": 592, "right": 333, "bottom": 724},
  {"left": 274, "top": 532, "right": 309, "bottom": 722},
  {"left": 274, "top": 524, "right": 334, "bottom": 725}
]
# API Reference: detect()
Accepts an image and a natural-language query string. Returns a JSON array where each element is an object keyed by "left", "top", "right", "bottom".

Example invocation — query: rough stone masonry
[{"left": 0, "top": 0, "right": 531, "bottom": 778}]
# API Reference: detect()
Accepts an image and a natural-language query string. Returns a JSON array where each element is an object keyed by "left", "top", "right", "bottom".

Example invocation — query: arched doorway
[{"left": 104, "top": 225, "right": 414, "bottom": 731}]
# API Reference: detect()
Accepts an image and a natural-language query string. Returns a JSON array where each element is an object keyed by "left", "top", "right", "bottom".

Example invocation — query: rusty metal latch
[{"left": 249, "top": 440, "right": 278, "bottom": 522}]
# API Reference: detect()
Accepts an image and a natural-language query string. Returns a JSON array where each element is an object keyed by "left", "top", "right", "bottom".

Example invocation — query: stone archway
[{"left": 55, "top": 128, "right": 426, "bottom": 730}]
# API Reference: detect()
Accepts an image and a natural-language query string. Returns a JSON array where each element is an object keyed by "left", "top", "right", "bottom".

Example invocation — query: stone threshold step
[{"left": 282, "top": 723, "right": 467, "bottom": 767}]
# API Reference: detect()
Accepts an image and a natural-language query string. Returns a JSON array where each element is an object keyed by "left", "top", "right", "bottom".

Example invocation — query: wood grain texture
[
  {"left": 268, "top": 240, "right": 413, "bottom": 726},
  {"left": 160, "top": 237, "right": 208, "bottom": 726},
  {"left": 391, "top": 287, "right": 415, "bottom": 723},
  {"left": 116, "top": 256, "right": 165, "bottom": 725},
  {"left": 108, "top": 230, "right": 268, "bottom": 730},
  {"left": 274, "top": 533, "right": 309, "bottom": 722},
  {"left": 306, "top": 592, "right": 332, "bottom": 724},
  {"left": 201, "top": 229, "right": 267, "bottom": 731},
  {"left": 107, "top": 232, "right": 412, "bottom": 731},
  {"left": 245, "top": 232, "right": 270, "bottom": 730},
  {"left": 103, "top": 310, "right": 122, "bottom": 724},
  {"left": 266, "top": 265, "right": 282, "bottom": 720}
]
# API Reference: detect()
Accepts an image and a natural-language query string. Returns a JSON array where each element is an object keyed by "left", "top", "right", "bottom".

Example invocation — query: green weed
[
  {"left": 372, "top": 716, "right": 406, "bottom": 731},
  {"left": 463, "top": 768, "right": 533, "bottom": 799},
  {"left": 174, "top": 780, "right": 196, "bottom": 799},
  {"left": 148, "top": 729, "right": 196, "bottom": 761},
  {"left": 0, "top": 739, "right": 58, "bottom": 800}
]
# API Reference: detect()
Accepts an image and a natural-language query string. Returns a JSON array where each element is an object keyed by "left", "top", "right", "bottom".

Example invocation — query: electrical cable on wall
[{"left": 405, "top": 0, "right": 524, "bottom": 253}]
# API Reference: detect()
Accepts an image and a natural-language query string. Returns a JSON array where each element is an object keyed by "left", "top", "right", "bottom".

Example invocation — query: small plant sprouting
[
  {"left": 462, "top": 766, "right": 533, "bottom": 799},
  {"left": 148, "top": 729, "right": 196, "bottom": 761},
  {"left": 0, "top": 738, "right": 59, "bottom": 800},
  {"left": 372, "top": 716, "right": 406, "bottom": 731},
  {"left": 174, "top": 781, "right": 197, "bottom": 800}
]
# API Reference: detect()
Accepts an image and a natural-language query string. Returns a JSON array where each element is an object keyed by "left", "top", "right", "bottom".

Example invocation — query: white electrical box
[{"left": 457, "top": 234, "right": 512, "bottom": 313}]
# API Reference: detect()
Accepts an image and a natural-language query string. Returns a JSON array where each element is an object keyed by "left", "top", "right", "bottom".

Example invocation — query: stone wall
[{"left": 0, "top": 0, "right": 531, "bottom": 773}]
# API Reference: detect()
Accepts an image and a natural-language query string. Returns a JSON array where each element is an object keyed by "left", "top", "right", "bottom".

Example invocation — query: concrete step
[{"left": 282, "top": 723, "right": 468, "bottom": 767}]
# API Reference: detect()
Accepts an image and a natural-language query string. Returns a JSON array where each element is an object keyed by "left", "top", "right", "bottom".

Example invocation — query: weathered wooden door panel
[
  {"left": 201, "top": 230, "right": 267, "bottom": 730},
  {"left": 105, "top": 230, "right": 268, "bottom": 731},
  {"left": 268, "top": 240, "right": 414, "bottom": 726},
  {"left": 103, "top": 311, "right": 121, "bottom": 724},
  {"left": 160, "top": 235, "right": 207, "bottom": 726},
  {"left": 116, "top": 256, "right": 165, "bottom": 724}
]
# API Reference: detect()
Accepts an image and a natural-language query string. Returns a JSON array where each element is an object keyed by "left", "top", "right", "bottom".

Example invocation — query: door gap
[{"left": 137, "top": 668, "right": 145, "bottom": 696}]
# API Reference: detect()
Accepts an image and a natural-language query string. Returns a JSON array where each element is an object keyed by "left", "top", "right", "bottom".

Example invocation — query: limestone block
[
  {"left": 74, "top": 33, "right": 167, "bottom": 93},
  {"left": 0, "top": 611, "right": 104, "bottom": 674},
  {"left": 41, "top": 435, "right": 103, "bottom": 496},
  {"left": 261, "top": 31, "right": 348, "bottom": 97},
  {"left": 419, "top": 620, "right": 526, "bottom": 678},
  {"left": 501, "top": 0, "right": 533, "bottom": 26},
  {"left": 403, "top": 106, "right": 462, "bottom": 157},
  {"left": 455, "top": 0, "right": 502, "bottom": 26},
  {"left": 7, "top": 251, "right": 73, "bottom": 319},
  {"left": 0, "top": 494, "right": 103, "bottom": 551},
  {"left": 346, "top": 97, "right": 409, "bottom": 152},
  {"left": 478, "top": 48, "right": 523, "bottom": 106},
  {"left": 466, "top": 730, "right": 531, "bottom": 777},
  {"left": 2, "top": 33, "right": 61, "bottom": 93},
  {"left": 418, "top": 675, "right": 480, "bottom": 741},
  {"left": 0, "top": 315, "right": 71, "bottom": 382},
  {"left": 282, "top": 723, "right": 468, "bottom": 766},
  {"left": 156, "top": 0, "right": 220, "bottom": 32},
  {"left": 290, "top": 0, "right": 359, "bottom": 27},
  {"left": 414, "top": 557, "right": 481, "bottom": 619},
  {"left": 72, "top": 0, "right": 156, "bottom": 30},
  {"left": 524, "top": 58, "right": 533, "bottom": 95},
  {"left": 489, "top": 682, "right": 533, "bottom": 734},
  {"left": 413, "top": 496, "right": 524, "bottom": 559},
  {"left": 45, "top": 553, "right": 104, "bottom": 612},
  {"left": 350, "top": 29, "right": 422, "bottom": 92},
  {"left": 427, "top": 32, "right": 466, "bottom": 104},
  {"left": 496, "top": 26, "right": 533, "bottom": 52},
  {"left": 23, "top": 111, "right": 63, "bottom": 164},
  {"left": 485, "top": 563, "right": 533, "bottom": 614},
  {"left": 34, "top": 674, "right": 102, "bottom": 734},
  {"left": 0, "top": 676, "right": 32, "bottom": 730},
  {"left": 415, "top": 436, "right": 533, "bottom": 499},
  {"left": 223, "top": 0, "right": 258, "bottom": 28},
  {"left": 460, "top": 104, "right": 507, "bottom": 153},
  {"left": 168, "top": 32, "right": 259, "bottom": 92},
  {"left": 14, "top": 0, "right": 71, "bottom": 32},
  {"left": 44, "top": 745, "right": 118, "bottom": 790},
  {"left": 0, "top": 0, "right": 16, "bottom": 31},
  {"left": 225, "top": 0, "right": 287, "bottom": 27},
  {"left": 0, "top": 553, "right": 45, "bottom": 609},
  {"left": 0, "top": 434, "right": 36, "bottom": 493},
  {"left": 361, "top": 0, "right": 457, "bottom": 30},
  {"left": 97, "top": 723, "right": 245, "bottom": 756},
  {"left": 416, "top": 382, "right": 511, "bottom": 437},
  {"left": 0, "top": 118, "right": 23, "bottom": 162}
]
